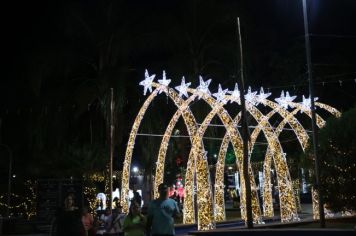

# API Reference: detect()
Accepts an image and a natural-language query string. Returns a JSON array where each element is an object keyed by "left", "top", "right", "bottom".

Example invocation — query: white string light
[{"left": 126, "top": 70, "right": 342, "bottom": 230}]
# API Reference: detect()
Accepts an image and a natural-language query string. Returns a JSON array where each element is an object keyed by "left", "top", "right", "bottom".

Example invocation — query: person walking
[{"left": 147, "top": 183, "right": 180, "bottom": 236}]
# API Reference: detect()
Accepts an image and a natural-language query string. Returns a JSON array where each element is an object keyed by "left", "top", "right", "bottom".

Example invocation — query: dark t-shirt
[{"left": 57, "top": 209, "right": 82, "bottom": 236}]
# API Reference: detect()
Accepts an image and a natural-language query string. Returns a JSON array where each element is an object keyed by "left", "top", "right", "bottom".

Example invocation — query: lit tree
[{"left": 310, "top": 106, "right": 356, "bottom": 212}]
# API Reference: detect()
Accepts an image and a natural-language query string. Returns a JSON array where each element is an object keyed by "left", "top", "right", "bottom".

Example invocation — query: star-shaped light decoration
[
  {"left": 275, "top": 91, "right": 287, "bottom": 109},
  {"left": 275, "top": 90, "right": 296, "bottom": 110},
  {"left": 196, "top": 76, "right": 211, "bottom": 99},
  {"left": 175, "top": 76, "right": 191, "bottom": 98},
  {"left": 257, "top": 87, "right": 272, "bottom": 105},
  {"left": 300, "top": 95, "right": 319, "bottom": 113},
  {"left": 245, "top": 86, "right": 258, "bottom": 105},
  {"left": 228, "top": 83, "right": 241, "bottom": 104},
  {"left": 285, "top": 91, "right": 297, "bottom": 105},
  {"left": 157, "top": 70, "right": 171, "bottom": 94},
  {"left": 212, "top": 84, "right": 228, "bottom": 104},
  {"left": 139, "top": 69, "right": 156, "bottom": 96}
]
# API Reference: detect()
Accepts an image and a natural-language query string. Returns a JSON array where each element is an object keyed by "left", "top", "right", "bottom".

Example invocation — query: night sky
[
  {"left": 1, "top": 0, "right": 356, "bottom": 182},
  {"left": 3, "top": 0, "right": 356, "bottom": 108}
]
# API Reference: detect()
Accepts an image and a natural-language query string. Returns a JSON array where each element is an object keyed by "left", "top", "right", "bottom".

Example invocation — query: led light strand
[{"left": 127, "top": 71, "right": 342, "bottom": 229}]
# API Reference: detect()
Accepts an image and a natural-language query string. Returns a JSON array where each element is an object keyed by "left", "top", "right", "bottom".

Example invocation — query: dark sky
[
  {"left": 1, "top": 0, "right": 356, "bottom": 180},
  {"left": 2, "top": 0, "right": 355, "bottom": 109}
]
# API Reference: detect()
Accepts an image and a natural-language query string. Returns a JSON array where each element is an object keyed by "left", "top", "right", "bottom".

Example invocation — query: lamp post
[
  {"left": 0, "top": 143, "right": 12, "bottom": 217},
  {"left": 302, "top": 0, "right": 325, "bottom": 228},
  {"left": 236, "top": 17, "right": 253, "bottom": 228},
  {"left": 109, "top": 88, "right": 114, "bottom": 212}
]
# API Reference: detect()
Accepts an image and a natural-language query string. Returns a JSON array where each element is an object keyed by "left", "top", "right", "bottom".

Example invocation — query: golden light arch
[
  {"left": 153, "top": 89, "right": 262, "bottom": 228},
  {"left": 122, "top": 70, "right": 341, "bottom": 231},
  {"left": 183, "top": 91, "right": 266, "bottom": 225},
  {"left": 245, "top": 102, "right": 298, "bottom": 222},
  {"left": 153, "top": 92, "right": 205, "bottom": 225},
  {"left": 260, "top": 101, "right": 341, "bottom": 217},
  {"left": 125, "top": 77, "right": 263, "bottom": 229},
  {"left": 193, "top": 95, "right": 299, "bottom": 223},
  {"left": 120, "top": 79, "right": 216, "bottom": 230},
  {"left": 120, "top": 89, "right": 159, "bottom": 213},
  {"left": 120, "top": 82, "right": 208, "bottom": 214},
  {"left": 214, "top": 96, "right": 309, "bottom": 222}
]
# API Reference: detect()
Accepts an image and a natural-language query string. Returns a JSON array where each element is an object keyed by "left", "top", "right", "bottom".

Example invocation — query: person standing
[
  {"left": 132, "top": 191, "right": 142, "bottom": 207},
  {"left": 96, "top": 208, "right": 112, "bottom": 235},
  {"left": 106, "top": 206, "right": 126, "bottom": 236},
  {"left": 147, "top": 183, "right": 180, "bottom": 236},
  {"left": 81, "top": 206, "right": 95, "bottom": 236},
  {"left": 57, "top": 194, "right": 81, "bottom": 236},
  {"left": 123, "top": 202, "right": 146, "bottom": 236}
]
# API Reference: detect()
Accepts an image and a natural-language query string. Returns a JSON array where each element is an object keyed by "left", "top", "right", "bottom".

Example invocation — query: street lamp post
[
  {"left": 109, "top": 88, "right": 115, "bottom": 212},
  {"left": 236, "top": 17, "right": 253, "bottom": 228},
  {"left": 302, "top": 0, "right": 326, "bottom": 228}
]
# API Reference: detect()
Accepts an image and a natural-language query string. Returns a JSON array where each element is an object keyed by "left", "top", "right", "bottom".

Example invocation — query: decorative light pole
[{"left": 302, "top": 0, "right": 325, "bottom": 227}]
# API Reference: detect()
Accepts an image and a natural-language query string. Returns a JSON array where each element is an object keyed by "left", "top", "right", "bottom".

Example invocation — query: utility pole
[
  {"left": 302, "top": 0, "right": 325, "bottom": 228},
  {"left": 109, "top": 88, "right": 114, "bottom": 212},
  {"left": 237, "top": 17, "right": 253, "bottom": 229}
]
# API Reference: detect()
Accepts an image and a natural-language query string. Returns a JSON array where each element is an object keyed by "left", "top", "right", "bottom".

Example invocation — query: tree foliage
[{"left": 317, "top": 106, "right": 356, "bottom": 212}]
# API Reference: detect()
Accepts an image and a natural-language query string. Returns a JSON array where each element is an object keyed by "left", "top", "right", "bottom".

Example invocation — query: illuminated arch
[
  {"left": 250, "top": 104, "right": 309, "bottom": 217},
  {"left": 121, "top": 81, "right": 217, "bottom": 230},
  {"left": 121, "top": 82, "right": 209, "bottom": 217},
  {"left": 261, "top": 101, "right": 341, "bottom": 217},
  {"left": 153, "top": 91, "right": 261, "bottom": 227},
  {"left": 246, "top": 103, "right": 298, "bottom": 222},
  {"left": 214, "top": 112, "right": 241, "bottom": 221},
  {"left": 153, "top": 94, "right": 198, "bottom": 199},
  {"left": 153, "top": 90, "right": 260, "bottom": 228},
  {"left": 154, "top": 93, "right": 201, "bottom": 224},
  {"left": 121, "top": 89, "right": 159, "bottom": 212},
  {"left": 185, "top": 93, "right": 262, "bottom": 225},
  {"left": 214, "top": 99, "right": 307, "bottom": 221},
  {"left": 123, "top": 71, "right": 342, "bottom": 229},
  {"left": 315, "top": 102, "right": 341, "bottom": 118}
]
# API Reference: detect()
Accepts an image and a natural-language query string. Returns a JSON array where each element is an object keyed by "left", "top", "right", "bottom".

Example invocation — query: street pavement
[{"left": 1, "top": 204, "right": 316, "bottom": 236}]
